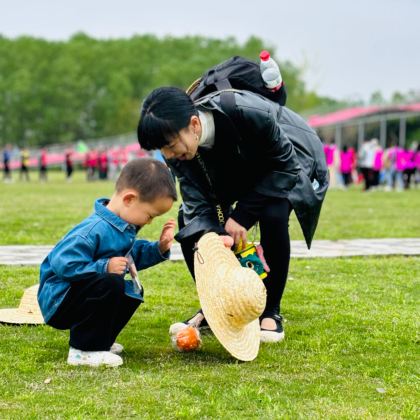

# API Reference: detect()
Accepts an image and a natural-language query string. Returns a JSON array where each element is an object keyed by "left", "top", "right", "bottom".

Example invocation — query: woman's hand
[
  {"left": 108, "top": 257, "right": 128, "bottom": 275},
  {"left": 159, "top": 219, "right": 177, "bottom": 253},
  {"left": 220, "top": 235, "right": 234, "bottom": 248},
  {"left": 224, "top": 217, "right": 247, "bottom": 249}
]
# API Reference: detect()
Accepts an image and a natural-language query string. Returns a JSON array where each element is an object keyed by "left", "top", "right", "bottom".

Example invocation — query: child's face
[{"left": 122, "top": 194, "right": 174, "bottom": 227}]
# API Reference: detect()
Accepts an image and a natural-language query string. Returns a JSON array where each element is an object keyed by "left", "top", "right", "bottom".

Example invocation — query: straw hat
[
  {"left": 194, "top": 233, "right": 266, "bottom": 361},
  {"left": 0, "top": 285, "right": 45, "bottom": 325}
]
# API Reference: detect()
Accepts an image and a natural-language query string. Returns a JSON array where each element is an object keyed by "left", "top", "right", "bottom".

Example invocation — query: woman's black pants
[
  {"left": 48, "top": 273, "right": 141, "bottom": 351},
  {"left": 178, "top": 198, "right": 291, "bottom": 317}
]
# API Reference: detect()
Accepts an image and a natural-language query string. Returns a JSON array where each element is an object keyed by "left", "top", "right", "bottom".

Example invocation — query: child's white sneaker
[
  {"left": 110, "top": 342, "right": 124, "bottom": 354},
  {"left": 67, "top": 347, "right": 123, "bottom": 367}
]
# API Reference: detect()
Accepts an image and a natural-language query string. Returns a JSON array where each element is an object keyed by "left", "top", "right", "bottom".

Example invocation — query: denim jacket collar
[{"left": 95, "top": 198, "right": 133, "bottom": 232}]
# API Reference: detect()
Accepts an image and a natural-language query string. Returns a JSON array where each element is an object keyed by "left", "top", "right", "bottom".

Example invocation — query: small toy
[{"left": 234, "top": 242, "right": 270, "bottom": 279}]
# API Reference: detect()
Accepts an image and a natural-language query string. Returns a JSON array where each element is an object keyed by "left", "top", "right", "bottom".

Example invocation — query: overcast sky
[{"left": 1, "top": 0, "right": 419, "bottom": 102}]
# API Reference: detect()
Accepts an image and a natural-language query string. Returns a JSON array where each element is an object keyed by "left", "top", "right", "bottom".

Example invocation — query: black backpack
[{"left": 187, "top": 55, "right": 287, "bottom": 106}]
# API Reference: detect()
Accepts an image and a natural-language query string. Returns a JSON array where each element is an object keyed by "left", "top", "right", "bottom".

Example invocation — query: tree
[{"left": 0, "top": 34, "right": 337, "bottom": 147}]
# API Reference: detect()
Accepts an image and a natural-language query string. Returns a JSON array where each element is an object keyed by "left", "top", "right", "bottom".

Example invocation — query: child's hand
[
  {"left": 108, "top": 257, "right": 128, "bottom": 275},
  {"left": 159, "top": 219, "right": 177, "bottom": 254}
]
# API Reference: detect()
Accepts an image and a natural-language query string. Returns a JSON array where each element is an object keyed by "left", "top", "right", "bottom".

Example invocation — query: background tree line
[{"left": 0, "top": 33, "right": 416, "bottom": 147}]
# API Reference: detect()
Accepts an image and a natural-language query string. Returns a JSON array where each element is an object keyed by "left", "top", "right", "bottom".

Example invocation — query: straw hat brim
[
  {"left": 0, "top": 308, "right": 45, "bottom": 325},
  {"left": 194, "top": 233, "right": 266, "bottom": 361}
]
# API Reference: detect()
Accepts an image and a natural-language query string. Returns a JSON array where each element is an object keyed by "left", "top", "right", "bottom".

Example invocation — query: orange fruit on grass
[{"left": 175, "top": 326, "right": 201, "bottom": 352}]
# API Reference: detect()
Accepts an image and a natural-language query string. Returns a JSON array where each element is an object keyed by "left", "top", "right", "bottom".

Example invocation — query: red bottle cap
[{"left": 260, "top": 50, "right": 270, "bottom": 61}]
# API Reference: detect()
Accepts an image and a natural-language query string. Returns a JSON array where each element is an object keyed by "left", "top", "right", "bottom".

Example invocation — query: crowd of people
[
  {"left": 324, "top": 139, "right": 420, "bottom": 191},
  {"left": 2, "top": 139, "right": 420, "bottom": 191},
  {"left": 1, "top": 144, "right": 147, "bottom": 183},
  {"left": 83, "top": 148, "right": 130, "bottom": 181}
]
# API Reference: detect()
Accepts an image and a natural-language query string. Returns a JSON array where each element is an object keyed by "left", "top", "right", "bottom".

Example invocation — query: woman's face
[{"left": 160, "top": 116, "right": 201, "bottom": 161}]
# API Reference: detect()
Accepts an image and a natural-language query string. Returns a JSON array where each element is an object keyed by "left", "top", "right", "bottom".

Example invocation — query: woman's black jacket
[{"left": 166, "top": 90, "right": 329, "bottom": 248}]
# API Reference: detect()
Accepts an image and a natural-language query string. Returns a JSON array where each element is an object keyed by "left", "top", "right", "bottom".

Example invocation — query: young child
[{"left": 38, "top": 158, "right": 177, "bottom": 367}]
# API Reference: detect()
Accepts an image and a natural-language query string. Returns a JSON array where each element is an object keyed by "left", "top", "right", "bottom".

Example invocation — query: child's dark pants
[{"left": 48, "top": 273, "right": 141, "bottom": 351}]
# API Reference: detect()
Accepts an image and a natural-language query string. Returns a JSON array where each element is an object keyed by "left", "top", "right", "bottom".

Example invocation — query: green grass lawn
[
  {"left": 0, "top": 170, "right": 419, "bottom": 245},
  {"left": 0, "top": 170, "right": 419, "bottom": 418},
  {"left": 0, "top": 257, "right": 418, "bottom": 418}
]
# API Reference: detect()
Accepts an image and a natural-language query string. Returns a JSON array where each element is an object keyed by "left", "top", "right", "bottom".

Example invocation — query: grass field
[
  {"left": 0, "top": 258, "right": 418, "bottom": 418},
  {"left": 1, "top": 170, "right": 419, "bottom": 245},
  {"left": 0, "top": 170, "right": 419, "bottom": 418}
]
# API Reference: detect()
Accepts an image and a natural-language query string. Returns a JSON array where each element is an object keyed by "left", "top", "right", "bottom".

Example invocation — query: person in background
[
  {"left": 349, "top": 146, "right": 358, "bottom": 184},
  {"left": 39, "top": 148, "right": 48, "bottom": 182},
  {"left": 384, "top": 143, "right": 404, "bottom": 191},
  {"left": 19, "top": 147, "right": 30, "bottom": 182},
  {"left": 383, "top": 145, "right": 394, "bottom": 191},
  {"left": 403, "top": 143, "right": 418, "bottom": 189},
  {"left": 65, "top": 150, "right": 74, "bottom": 182},
  {"left": 2, "top": 144, "right": 12, "bottom": 183},
  {"left": 415, "top": 143, "right": 420, "bottom": 187},
  {"left": 339, "top": 145, "right": 353, "bottom": 187},
  {"left": 98, "top": 148, "right": 109, "bottom": 180},
  {"left": 118, "top": 146, "right": 128, "bottom": 168},
  {"left": 394, "top": 145, "right": 406, "bottom": 191},
  {"left": 358, "top": 139, "right": 375, "bottom": 191},
  {"left": 371, "top": 139, "right": 383, "bottom": 189},
  {"left": 85, "top": 149, "right": 98, "bottom": 181},
  {"left": 324, "top": 141, "right": 339, "bottom": 188},
  {"left": 108, "top": 147, "right": 120, "bottom": 180}
]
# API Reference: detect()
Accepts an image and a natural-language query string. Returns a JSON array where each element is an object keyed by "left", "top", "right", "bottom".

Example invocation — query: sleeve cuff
[
  {"left": 230, "top": 207, "right": 258, "bottom": 230},
  {"left": 156, "top": 241, "right": 170, "bottom": 261},
  {"left": 96, "top": 258, "right": 109, "bottom": 274}
]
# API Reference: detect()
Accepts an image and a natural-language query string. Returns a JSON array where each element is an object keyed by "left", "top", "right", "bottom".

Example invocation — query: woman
[{"left": 137, "top": 86, "right": 329, "bottom": 342}]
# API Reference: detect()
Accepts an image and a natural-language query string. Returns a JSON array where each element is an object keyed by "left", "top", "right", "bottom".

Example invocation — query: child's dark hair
[
  {"left": 116, "top": 158, "right": 177, "bottom": 202},
  {"left": 137, "top": 86, "right": 198, "bottom": 150}
]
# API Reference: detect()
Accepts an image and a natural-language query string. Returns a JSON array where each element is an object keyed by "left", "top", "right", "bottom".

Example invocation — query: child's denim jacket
[{"left": 38, "top": 198, "right": 169, "bottom": 322}]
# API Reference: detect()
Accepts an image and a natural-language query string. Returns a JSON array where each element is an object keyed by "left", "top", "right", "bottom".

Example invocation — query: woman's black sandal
[{"left": 260, "top": 314, "right": 285, "bottom": 343}]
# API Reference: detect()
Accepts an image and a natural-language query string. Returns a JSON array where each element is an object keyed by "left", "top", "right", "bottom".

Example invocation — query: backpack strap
[
  {"left": 194, "top": 88, "right": 244, "bottom": 145},
  {"left": 194, "top": 88, "right": 240, "bottom": 127},
  {"left": 193, "top": 87, "right": 241, "bottom": 105},
  {"left": 186, "top": 78, "right": 201, "bottom": 96},
  {"left": 215, "top": 80, "right": 237, "bottom": 120}
]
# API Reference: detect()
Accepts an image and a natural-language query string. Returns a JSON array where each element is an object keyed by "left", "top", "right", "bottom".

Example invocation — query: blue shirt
[
  {"left": 3, "top": 149, "right": 10, "bottom": 163},
  {"left": 38, "top": 198, "right": 169, "bottom": 322}
]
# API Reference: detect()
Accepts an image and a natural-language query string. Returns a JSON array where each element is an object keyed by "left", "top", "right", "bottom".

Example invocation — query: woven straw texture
[
  {"left": 194, "top": 233, "right": 266, "bottom": 361},
  {"left": 0, "top": 284, "right": 44, "bottom": 324}
]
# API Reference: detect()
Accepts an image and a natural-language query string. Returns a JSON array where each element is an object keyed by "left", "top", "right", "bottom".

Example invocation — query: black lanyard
[{"left": 195, "top": 152, "right": 225, "bottom": 225}]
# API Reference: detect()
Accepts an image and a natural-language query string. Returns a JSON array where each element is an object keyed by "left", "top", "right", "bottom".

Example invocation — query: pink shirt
[
  {"left": 40, "top": 151, "right": 48, "bottom": 166},
  {"left": 404, "top": 150, "right": 416, "bottom": 170},
  {"left": 85, "top": 151, "right": 98, "bottom": 168},
  {"left": 373, "top": 150, "right": 383, "bottom": 171},
  {"left": 415, "top": 151, "right": 420, "bottom": 170},
  {"left": 340, "top": 151, "right": 353, "bottom": 173},
  {"left": 387, "top": 147, "right": 405, "bottom": 171},
  {"left": 395, "top": 148, "right": 406, "bottom": 171},
  {"left": 324, "top": 145, "right": 336, "bottom": 166},
  {"left": 119, "top": 148, "right": 128, "bottom": 166},
  {"left": 99, "top": 153, "right": 108, "bottom": 170}
]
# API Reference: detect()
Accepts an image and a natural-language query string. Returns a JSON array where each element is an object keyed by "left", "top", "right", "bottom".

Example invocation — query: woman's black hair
[{"left": 137, "top": 86, "right": 198, "bottom": 150}]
